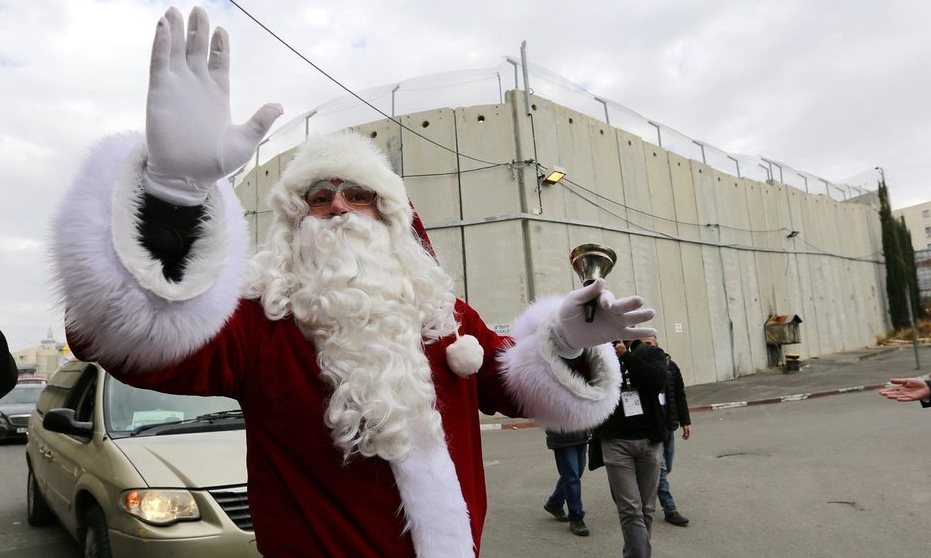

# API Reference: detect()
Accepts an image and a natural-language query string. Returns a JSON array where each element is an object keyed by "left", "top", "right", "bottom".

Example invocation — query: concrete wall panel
[
  {"left": 647, "top": 151, "right": 694, "bottom": 376},
  {"left": 692, "top": 164, "right": 736, "bottom": 382},
  {"left": 456, "top": 103, "right": 522, "bottom": 220},
  {"left": 528, "top": 220, "right": 573, "bottom": 298},
  {"left": 400, "top": 108, "right": 461, "bottom": 224},
  {"left": 716, "top": 176, "right": 755, "bottom": 375},
  {"left": 427, "top": 228, "right": 466, "bottom": 299},
  {"left": 668, "top": 154, "right": 713, "bottom": 385},
  {"left": 256, "top": 158, "right": 281, "bottom": 214},
  {"left": 736, "top": 178, "right": 768, "bottom": 373},
  {"left": 464, "top": 221, "right": 528, "bottom": 327},
  {"left": 618, "top": 131, "right": 666, "bottom": 341}
]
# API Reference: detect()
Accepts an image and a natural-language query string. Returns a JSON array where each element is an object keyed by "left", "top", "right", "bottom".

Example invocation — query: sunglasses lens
[
  {"left": 305, "top": 185, "right": 335, "bottom": 208},
  {"left": 342, "top": 186, "right": 377, "bottom": 207}
]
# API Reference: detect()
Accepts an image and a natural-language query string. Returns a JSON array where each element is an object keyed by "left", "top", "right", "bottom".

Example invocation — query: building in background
[
  {"left": 893, "top": 200, "right": 931, "bottom": 250},
  {"left": 892, "top": 200, "right": 931, "bottom": 308},
  {"left": 10, "top": 327, "right": 69, "bottom": 377},
  {"left": 233, "top": 66, "right": 889, "bottom": 386},
  {"left": 915, "top": 248, "right": 931, "bottom": 307}
]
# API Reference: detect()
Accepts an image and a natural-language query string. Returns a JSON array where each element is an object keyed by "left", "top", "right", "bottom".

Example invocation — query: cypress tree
[{"left": 878, "top": 177, "right": 907, "bottom": 328}]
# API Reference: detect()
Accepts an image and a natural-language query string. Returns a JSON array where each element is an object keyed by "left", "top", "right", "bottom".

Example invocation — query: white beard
[{"left": 245, "top": 213, "right": 458, "bottom": 462}]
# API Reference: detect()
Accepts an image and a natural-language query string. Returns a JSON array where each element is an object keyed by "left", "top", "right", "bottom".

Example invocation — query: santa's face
[{"left": 304, "top": 178, "right": 379, "bottom": 220}]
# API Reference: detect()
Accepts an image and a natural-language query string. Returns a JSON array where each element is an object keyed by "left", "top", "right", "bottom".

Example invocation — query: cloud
[{"left": 1, "top": 0, "right": 929, "bottom": 350}]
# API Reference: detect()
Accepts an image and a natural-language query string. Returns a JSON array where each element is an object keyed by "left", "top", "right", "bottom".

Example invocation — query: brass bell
[{"left": 570, "top": 244, "right": 618, "bottom": 322}]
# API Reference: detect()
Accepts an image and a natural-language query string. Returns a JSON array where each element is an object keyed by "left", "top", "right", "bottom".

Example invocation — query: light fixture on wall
[
  {"left": 786, "top": 230, "right": 800, "bottom": 239},
  {"left": 540, "top": 165, "right": 567, "bottom": 185}
]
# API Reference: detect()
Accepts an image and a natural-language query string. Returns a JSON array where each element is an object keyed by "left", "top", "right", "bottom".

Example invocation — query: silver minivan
[{"left": 26, "top": 359, "right": 259, "bottom": 557}]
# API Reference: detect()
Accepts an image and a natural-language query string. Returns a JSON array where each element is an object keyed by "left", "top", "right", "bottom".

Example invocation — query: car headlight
[{"left": 119, "top": 489, "right": 201, "bottom": 525}]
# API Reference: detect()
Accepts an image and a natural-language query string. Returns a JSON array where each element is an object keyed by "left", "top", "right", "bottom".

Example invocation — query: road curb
[
  {"left": 480, "top": 382, "right": 892, "bottom": 431},
  {"left": 688, "top": 382, "right": 889, "bottom": 414}
]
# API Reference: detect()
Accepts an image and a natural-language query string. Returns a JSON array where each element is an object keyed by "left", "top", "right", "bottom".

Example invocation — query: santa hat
[{"left": 268, "top": 130, "right": 483, "bottom": 376}]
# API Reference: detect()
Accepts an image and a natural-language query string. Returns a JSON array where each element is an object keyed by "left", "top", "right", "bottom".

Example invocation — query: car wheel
[
  {"left": 26, "top": 467, "right": 55, "bottom": 526},
  {"left": 79, "top": 504, "right": 113, "bottom": 558}
]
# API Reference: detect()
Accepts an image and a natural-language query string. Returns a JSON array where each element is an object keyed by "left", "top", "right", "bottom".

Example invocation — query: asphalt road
[
  {"left": 0, "top": 439, "right": 74, "bottom": 557},
  {"left": 2, "top": 390, "right": 929, "bottom": 557},
  {"left": 481, "top": 390, "right": 931, "bottom": 558}
]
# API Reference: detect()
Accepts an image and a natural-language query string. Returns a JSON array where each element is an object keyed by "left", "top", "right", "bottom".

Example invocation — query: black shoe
[
  {"left": 664, "top": 510, "right": 689, "bottom": 526},
  {"left": 544, "top": 503, "right": 569, "bottom": 522},
  {"left": 569, "top": 518, "right": 589, "bottom": 536}
]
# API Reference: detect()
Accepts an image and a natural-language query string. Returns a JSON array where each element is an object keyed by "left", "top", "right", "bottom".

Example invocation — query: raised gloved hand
[
  {"left": 144, "top": 6, "right": 283, "bottom": 206},
  {"left": 551, "top": 279, "right": 656, "bottom": 358}
]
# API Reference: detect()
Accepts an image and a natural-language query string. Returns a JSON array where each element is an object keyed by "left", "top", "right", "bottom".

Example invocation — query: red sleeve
[
  {"left": 67, "top": 300, "right": 263, "bottom": 399},
  {"left": 455, "top": 301, "right": 524, "bottom": 418}
]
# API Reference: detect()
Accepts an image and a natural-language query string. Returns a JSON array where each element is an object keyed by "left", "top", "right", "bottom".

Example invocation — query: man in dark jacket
[
  {"left": 595, "top": 338, "right": 667, "bottom": 558},
  {"left": 543, "top": 428, "right": 591, "bottom": 536},
  {"left": 649, "top": 339, "right": 692, "bottom": 527},
  {"left": 1, "top": 330, "right": 19, "bottom": 398}
]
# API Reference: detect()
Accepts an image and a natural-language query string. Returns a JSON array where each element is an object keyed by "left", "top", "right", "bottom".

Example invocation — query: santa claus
[{"left": 52, "top": 7, "right": 655, "bottom": 558}]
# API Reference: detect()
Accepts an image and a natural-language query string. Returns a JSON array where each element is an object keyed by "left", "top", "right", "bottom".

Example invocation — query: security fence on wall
[
  {"left": 235, "top": 67, "right": 889, "bottom": 386},
  {"left": 233, "top": 60, "right": 879, "bottom": 202}
]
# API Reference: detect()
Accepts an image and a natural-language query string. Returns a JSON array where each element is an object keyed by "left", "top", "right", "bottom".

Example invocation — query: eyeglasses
[{"left": 304, "top": 179, "right": 377, "bottom": 209}]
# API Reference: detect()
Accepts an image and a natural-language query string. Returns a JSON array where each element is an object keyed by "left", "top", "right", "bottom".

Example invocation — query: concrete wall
[{"left": 238, "top": 91, "right": 890, "bottom": 386}]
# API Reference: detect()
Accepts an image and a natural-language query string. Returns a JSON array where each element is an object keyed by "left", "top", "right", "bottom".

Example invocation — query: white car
[{"left": 26, "top": 360, "right": 259, "bottom": 557}]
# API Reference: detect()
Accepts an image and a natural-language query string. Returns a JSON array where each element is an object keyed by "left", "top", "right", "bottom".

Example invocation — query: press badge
[{"left": 621, "top": 390, "right": 644, "bottom": 416}]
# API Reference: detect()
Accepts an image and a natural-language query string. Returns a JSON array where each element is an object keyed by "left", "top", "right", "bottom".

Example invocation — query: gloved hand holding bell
[{"left": 570, "top": 244, "right": 618, "bottom": 322}]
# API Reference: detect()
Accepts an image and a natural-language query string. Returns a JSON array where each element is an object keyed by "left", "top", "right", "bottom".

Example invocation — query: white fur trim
[
  {"left": 446, "top": 335, "right": 483, "bottom": 377},
  {"left": 391, "top": 420, "right": 474, "bottom": 558},
  {"left": 50, "top": 133, "right": 248, "bottom": 371},
  {"left": 498, "top": 296, "right": 621, "bottom": 430}
]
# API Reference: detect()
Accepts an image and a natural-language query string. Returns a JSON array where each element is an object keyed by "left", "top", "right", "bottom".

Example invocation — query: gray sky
[{"left": 1, "top": 0, "right": 929, "bottom": 351}]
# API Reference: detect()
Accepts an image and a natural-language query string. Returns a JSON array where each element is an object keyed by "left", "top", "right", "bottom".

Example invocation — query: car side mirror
[{"left": 43, "top": 408, "right": 94, "bottom": 439}]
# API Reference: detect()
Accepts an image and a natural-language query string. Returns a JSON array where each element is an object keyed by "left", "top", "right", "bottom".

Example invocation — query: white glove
[
  {"left": 551, "top": 279, "right": 656, "bottom": 358},
  {"left": 144, "top": 7, "right": 283, "bottom": 206}
]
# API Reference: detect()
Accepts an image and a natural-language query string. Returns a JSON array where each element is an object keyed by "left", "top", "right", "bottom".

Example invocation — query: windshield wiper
[
  {"left": 129, "top": 409, "right": 244, "bottom": 436},
  {"left": 194, "top": 409, "right": 244, "bottom": 422}
]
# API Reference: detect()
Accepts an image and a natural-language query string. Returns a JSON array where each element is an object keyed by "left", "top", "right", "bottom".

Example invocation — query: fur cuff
[
  {"left": 498, "top": 296, "right": 621, "bottom": 431},
  {"left": 51, "top": 133, "right": 248, "bottom": 371}
]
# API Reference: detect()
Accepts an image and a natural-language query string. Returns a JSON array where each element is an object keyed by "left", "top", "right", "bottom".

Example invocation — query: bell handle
[{"left": 582, "top": 279, "right": 597, "bottom": 322}]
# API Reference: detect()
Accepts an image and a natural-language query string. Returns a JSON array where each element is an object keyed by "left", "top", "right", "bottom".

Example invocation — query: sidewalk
[{"left": 480, "top": 344, "right": 931, "bottom": 430}]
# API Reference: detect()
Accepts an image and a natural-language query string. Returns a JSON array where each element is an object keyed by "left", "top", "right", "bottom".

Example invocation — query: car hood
[
  {"left": 0, "top": 403, "right": 35, "bottom": 416},
  {"left": 113, "top": 430, "right": 247, "bottom": 488}
]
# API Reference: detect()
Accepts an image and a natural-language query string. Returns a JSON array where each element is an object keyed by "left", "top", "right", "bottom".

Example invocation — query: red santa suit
[{"left": 54, "top": 132, "right": 621, "bottom": 558}]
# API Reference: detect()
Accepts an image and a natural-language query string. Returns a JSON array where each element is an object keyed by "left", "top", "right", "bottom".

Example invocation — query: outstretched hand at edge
[{"left": 879, "top": 378, "right": 931, "bottom": 402}]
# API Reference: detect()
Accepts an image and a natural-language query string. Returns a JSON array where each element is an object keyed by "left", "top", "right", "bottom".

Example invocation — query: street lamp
[{"left": 540, "top": 166, "right": 567, "bottom": 186}]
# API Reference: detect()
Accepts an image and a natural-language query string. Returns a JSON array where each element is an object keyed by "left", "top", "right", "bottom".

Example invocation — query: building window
[
  {"left": 926, "top": 226, "right": 931, "bottom": 236},
  {"left": 924, "top": 209, "right": 930, "bottom": 218}
]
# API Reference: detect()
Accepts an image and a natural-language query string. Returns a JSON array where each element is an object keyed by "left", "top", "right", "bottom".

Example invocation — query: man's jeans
[
  {"left": 657, "top": 429, "right": 677, "bottom": 513},
  {"left": 602, "top": 438, "right": 662, "bottom": 558},
  {"left": 545, "top": 443, "right": 587, "bottom": 520}
]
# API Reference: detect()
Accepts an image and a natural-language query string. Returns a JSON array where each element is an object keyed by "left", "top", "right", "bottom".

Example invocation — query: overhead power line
[{"left": 227, "top": 0, "right": 508, "bottom": 167}]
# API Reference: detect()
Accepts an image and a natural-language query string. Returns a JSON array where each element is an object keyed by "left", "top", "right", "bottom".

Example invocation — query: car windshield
[
  {"left": 0, "top": 385, "right": 43, "bottom": 405},
  {"left": 104, "top": 375, "right": 241, "bottom": 437}
]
